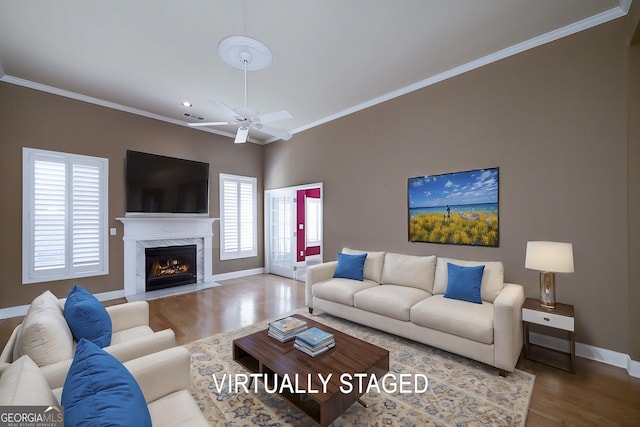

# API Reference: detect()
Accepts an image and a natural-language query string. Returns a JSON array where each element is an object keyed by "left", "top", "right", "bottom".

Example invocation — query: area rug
[{"left": 185, "top": 311, "right": 534, "bottom": 426}]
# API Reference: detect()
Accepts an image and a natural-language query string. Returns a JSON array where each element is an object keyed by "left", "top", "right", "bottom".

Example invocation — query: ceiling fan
[{"left": 188, "top": 36, "right": 293, "bottom": 143}]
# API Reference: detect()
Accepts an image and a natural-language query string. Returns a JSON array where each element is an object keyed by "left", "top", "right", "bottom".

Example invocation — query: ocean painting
[{"left": 408, "top": 168, "right": 499, "bottom": 247}]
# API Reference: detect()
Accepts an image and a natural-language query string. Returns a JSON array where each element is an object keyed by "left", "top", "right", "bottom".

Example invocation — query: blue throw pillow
[
  {"left": 62, "top": 339, "right": 152, "bottom": 427},
  {"left": 64, "top": 285, "right": 112, "bottom": 348},
  {"left": 444, "top": 263, "right": 485, "bottom": 304},
  {"left": 333, "top": 252, "right": 368, "bottom": 281}
]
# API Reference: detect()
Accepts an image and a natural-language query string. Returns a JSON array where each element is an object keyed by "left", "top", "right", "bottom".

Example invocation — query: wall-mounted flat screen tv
[{"left": 125, "top": 150, "right": 209, "bottom": 215}]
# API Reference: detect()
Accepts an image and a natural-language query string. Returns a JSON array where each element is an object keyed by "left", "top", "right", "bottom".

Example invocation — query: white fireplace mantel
[{"left": 117, "top": 217, "right": 219, "bottom": 296}]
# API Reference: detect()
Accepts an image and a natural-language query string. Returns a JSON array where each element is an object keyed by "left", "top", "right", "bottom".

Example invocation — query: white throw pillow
[
  {"left": 433, "top": 257, "right": 505, "bottom": 303},
  {"left": 381, "top": 253, "right": 437, "bottom": 292},
  {"left": 342, "top": 248, "right": 385, "bottom": 284},
  {"left": 0, "top": 355, "right": 56, "bottom": 405},
  {"left": 13, "top": 290, "right": 74, "bottom": 366}
]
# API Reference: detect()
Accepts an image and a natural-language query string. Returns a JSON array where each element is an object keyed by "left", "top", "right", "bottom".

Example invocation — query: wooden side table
[{"left": 522, "top": 297, "right": 576, "bottom": 372}]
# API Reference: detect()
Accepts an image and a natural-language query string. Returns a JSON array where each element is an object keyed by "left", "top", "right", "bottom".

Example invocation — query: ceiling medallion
[{"left": 217, "top": 36, "right": 273, "bottom": 71}]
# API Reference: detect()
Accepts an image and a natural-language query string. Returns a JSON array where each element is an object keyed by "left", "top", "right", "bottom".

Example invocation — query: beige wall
[
  {"left": 0, "top": 83, "right": 264, "bottom": 308},
  {"left": 628, "top": 3, "right": 640, "bottom": 360},
  {"left": 266, "top": 19, "right": 633, "bottom": 354}
]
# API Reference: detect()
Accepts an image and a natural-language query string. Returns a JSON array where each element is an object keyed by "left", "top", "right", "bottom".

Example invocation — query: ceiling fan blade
[
  {"left": 209, "top": 99, "right": 243, "bottom": 120},
  {"left": 254, "top": 110, "right": 292, "bottom": 123},
  {"left": 257, "top": 124, "right": 293, "bottom": 141},
  {"left": 187, "top": 121, "right": 233, "bottom": 127},
  {"left": 234, "top": 126, "right": 249, "bottom": 144}
]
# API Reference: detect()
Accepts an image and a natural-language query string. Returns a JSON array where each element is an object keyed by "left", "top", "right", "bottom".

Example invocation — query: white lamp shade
[{"left": 525, "top": 241, "right": 574, "bottom": 273}]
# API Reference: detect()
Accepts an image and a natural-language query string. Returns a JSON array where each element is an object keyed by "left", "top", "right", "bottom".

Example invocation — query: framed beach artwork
[{"left": 408, "top": 168, "right": 499, "bottom": 247}]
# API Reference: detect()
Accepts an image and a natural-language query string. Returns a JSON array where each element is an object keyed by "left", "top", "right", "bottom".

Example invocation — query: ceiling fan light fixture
[
  {"left": 234, "top": 126, "right": 250, "bottom": 144},
  {"left": 188, "top": 35, "right": 292, "bottom": 143}
]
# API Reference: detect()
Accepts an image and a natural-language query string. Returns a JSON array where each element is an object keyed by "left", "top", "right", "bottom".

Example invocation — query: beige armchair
[
  {"left": 0, "top": 347, "right": 209, "bottom": 426},
  {"left": 0, "top": 290, "right": 175, "bottom": 387}
]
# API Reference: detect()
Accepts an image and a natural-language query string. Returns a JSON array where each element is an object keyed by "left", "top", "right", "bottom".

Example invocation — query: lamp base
[{"left": 539, "top": 272, "right": 556, "bottom": 309}]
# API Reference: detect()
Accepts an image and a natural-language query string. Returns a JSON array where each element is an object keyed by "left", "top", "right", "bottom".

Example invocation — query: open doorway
[{"left": 265, "top": 183, "right": 323, "bottom": 281}]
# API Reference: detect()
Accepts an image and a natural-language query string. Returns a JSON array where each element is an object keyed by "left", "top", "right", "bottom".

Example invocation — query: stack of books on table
[
  {"left": 294, "top": 327, "right": 335, "bottom": 357},
  {"left": 268, "top": 316, "right": 308, "bottom": 342}
]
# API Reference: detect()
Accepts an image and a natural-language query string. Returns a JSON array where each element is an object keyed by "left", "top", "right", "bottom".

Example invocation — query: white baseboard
[
  {"left": 212, "top": 267, "right": 265, "bottom": 282},
  {"left": 529, "top": 332, "right": 640, "bottom": 378},
  {"left": 0, "top": 289, "right": 125, "bottom": 320}
]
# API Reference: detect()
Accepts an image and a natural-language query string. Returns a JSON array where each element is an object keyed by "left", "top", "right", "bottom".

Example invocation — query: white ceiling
[{"left": 0, "top": 0, "right": 629, "bottom": 143}]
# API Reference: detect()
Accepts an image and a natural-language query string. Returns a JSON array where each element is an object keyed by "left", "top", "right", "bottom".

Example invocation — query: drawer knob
[{"left": 544, "top": 317, "right": 550, "bottom": 321}]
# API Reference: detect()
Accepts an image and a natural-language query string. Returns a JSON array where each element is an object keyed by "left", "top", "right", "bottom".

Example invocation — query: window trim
[
  {"left": 219, "top": 173, "right": 257, "bottom": 260},
  {"left": 22, "top": 148, "right": 109, "bottom": 284}
]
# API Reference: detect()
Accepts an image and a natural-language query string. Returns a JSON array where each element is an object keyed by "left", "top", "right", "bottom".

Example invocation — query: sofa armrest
[
  {"left": 107, "top": 301, "right": 150, "bottom": 332},
  {"left": 493, "top": 283, "right": 525, "bottom": 373},
  {"left": 305, "top": 261, "right": 338, "bottom": 308},
  {"left": 41, "top": 329, "right": 176, "bottom": 389},
  {"left": 106, "top": 328, "right": 175, "bottom": 364},
  {"left": 124, "top": 346, "right": 191, "bottom": 404},
  {"left": 40, "top": 360, "right": 73, "bottom": 391}
]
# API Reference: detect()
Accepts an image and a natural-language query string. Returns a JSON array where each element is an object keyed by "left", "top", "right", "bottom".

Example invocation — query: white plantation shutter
[
  {"left": 23, "top": 148, "right": 108, "bottom": 283},
  {"left": 220, "top": 174, "right": 257, "bottom": 260},
  {"left": 72, "top": 164, "right": 102, "bottom": 269},
  {"left": 33, "top": 159, "right": 66, "bottom": 271}
]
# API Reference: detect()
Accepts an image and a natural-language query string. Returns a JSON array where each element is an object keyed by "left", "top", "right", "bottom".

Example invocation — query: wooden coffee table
[{"left": 232, "top": 315, "right": 389, "bottom": 426}]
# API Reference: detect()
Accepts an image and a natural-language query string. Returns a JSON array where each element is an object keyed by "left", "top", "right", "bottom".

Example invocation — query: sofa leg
[
  {"left": 498, "top": 369, "right": 509, "bottom": 377},
  {"left": 308, "top": 307, "right": 314, "bottom": 315}
]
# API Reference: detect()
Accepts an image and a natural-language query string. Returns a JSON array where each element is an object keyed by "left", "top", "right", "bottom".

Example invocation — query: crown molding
[
  {"left": 0, "top": 74, "right": 262, "bottom": 144},
  {"left": 291, "top": 3, "right": 630, "bottom": 136}
]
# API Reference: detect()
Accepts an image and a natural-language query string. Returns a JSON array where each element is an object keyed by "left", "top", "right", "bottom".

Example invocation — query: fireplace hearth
[{"left": 145, "top": 244, "right": 197, "bottom": 291}]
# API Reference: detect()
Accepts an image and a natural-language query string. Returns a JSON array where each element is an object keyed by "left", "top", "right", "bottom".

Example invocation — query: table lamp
[{"left": 525, "top": 241, "right": 574, "bottom": 309}]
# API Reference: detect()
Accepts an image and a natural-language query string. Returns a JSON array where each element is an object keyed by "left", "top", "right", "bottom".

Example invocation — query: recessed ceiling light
[{"left": 182, "top": 101, "right": 192, "bottom": 108}]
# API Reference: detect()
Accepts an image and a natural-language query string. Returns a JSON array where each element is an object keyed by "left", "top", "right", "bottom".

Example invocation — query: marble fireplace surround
[{"left": 117, "top": 217, "right": 217, "bottom": 297}]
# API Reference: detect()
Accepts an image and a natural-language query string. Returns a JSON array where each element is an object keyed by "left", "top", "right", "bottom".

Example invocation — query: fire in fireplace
[{"left": 145, "top": 244, "right": 197, "bottom": 291}]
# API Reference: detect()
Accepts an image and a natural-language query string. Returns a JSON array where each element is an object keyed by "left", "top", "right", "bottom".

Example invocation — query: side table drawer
[{"left": 523, "top": 308, "right": 574, "bottom": 331}]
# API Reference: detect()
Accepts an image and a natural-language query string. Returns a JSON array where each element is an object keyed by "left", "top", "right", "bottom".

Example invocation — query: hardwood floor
[
  {"left": 146, "top": 275, "right": 304, "bottom": 345},
  {"left": 1, "top": 274, "right": 638, "bottom": 425}
]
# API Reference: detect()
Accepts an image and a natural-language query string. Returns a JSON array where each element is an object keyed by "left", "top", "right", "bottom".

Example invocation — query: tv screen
[{"left": 125, "top": 150, "right": 209, "bottom": 215}]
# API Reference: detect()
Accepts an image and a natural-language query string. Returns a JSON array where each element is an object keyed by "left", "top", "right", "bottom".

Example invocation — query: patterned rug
[{"left": 185, "top": 311, "right": 534, "bottom": 426}]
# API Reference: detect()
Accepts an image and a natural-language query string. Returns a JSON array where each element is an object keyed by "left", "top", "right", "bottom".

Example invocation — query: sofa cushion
[
  {"left": 433, "top": 257, "right": 504, "bottom": 303},
  {"left": 0, "top": 355, "right": 56, "bottom": 406},
  {"left": 62, "top": 339, "right": 152, "bottom": 427},
  {"left": 312, "top": 278, "right": 378, "bottom": 307},
  {"left": 342, "top": 248, "right": 385, "bottom": 283},
  {"left": 410, "top": 295, "right": 494, "bottom": 344},
  {"left": 147, "top": 390, "right": 208, "bottom": 427},
  {"left": 354, "top": 285, "right": 431, "bottom": 321},
  {"left": 64, "top": 285, "right": 112, "bottom": 348},
  {"left": 13, "top": 290, "right": 74, "bottom": 366},
  {"left": 381, "top": 253, "right": 437, "bottom": 292},
  {"left": 333, "top": 252, "right": 367, "bottom": 281},
  {"left": 444, "top": 263, "right": 484, "bottom": 304}
]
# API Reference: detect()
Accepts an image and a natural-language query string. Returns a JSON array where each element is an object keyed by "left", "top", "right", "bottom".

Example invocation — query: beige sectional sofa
[
  {"left": 306, "top": 248, "right": 525, "bottom": 374},
  {"left": 0, "top": 290, "right": 209, "bottom": 425},
  {"left": 0, "top": 347, "right": 209, "bottom": 427},
  {"left": 0, "top": 291, "right": 176, "bottom": 385}
]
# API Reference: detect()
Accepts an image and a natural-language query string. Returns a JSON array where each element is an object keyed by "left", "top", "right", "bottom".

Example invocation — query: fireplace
[{"left": 145, "top": 245, "right": 197, "bottom": 291}]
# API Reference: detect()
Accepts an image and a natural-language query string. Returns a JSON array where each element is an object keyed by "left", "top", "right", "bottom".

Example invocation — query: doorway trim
[{"left": 264, "top": 182, "right": 323, "bottom": 280}]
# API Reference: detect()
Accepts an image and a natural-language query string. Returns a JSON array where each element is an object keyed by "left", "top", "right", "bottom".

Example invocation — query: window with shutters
[
  {"left": 22, "top": 148, "right": 108, "bottom": 284},
  {"left": 219, "top": 173, "right": 257, "bottom": 260}
]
